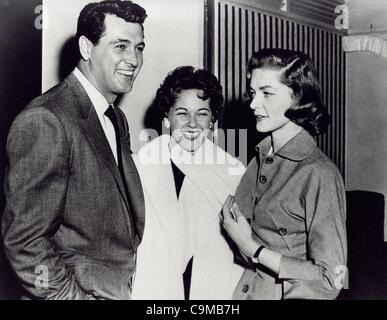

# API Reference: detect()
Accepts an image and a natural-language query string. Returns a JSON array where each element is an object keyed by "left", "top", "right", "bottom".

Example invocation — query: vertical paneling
[
  {"left": 240, "top": 8, "right": 247, "bottom": 99},
  {"left": 211, "top": 0, "right": 346, "bottom": 176}
]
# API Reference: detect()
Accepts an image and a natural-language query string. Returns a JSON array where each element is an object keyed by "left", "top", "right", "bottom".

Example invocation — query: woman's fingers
[
  {"left": 225, "top": 194, "right": 234, "bottom": 210},
  {"left": 222, "top": 195, "right": 234, "bottom": 221},
  {"left": 232, "top": 202, "right": 243, "bottom": 219}
]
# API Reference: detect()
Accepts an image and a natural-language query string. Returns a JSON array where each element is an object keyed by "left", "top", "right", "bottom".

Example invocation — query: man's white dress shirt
[{"left": 73, "top": 67, "right": 118, "bottom": 164}]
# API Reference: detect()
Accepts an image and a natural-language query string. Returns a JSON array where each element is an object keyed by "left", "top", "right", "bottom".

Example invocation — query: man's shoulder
[
  {"left": 17, "top": 75, "right": 86, "bottom": 125},
  {"left": 26, "top": 78, "right": 74, "bottom": 112},
  {"left": 10, "top": 76, "right": 84, "bottom": 134}
]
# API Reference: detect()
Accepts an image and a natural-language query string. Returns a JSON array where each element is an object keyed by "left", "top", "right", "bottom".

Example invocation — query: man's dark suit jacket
[{"left": 1, "top": 73, "right": 145, "bottom": 300}]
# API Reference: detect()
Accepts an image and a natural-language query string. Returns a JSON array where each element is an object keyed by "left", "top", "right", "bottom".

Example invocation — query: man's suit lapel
[
  {"left": 83, "top": 110, "right": 132, "bottom": 209},
  {"left": 116, "top": 109, "right": 145, "bottom": 243},
  {"left": 64, "top": 74, "right": 133, "bottom": 223}
]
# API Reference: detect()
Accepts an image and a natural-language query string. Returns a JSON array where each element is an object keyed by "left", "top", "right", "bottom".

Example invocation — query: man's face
[{"left": 88, "top": 14, "right": 145, "bottom": 102}]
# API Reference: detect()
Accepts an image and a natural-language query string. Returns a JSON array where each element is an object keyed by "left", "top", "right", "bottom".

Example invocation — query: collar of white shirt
[
  {"left": 73, "top": 67, "right": 118, "bottom": 164},
  {"left": 73, "top": 67, "right": 111, "bottom": 123}
]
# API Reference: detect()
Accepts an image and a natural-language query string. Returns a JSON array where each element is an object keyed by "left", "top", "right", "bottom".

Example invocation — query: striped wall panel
[{"left": 208, "top": 0, "right": 346, "bottom": 177}]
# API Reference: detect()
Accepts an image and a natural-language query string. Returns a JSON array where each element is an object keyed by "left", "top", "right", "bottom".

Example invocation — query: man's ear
[{"left": 79, "top": 36, "right": 93, "bottom": 61}]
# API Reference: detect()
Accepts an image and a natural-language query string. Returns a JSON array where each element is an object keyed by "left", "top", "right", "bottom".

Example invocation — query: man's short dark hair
[{"left": 76, "top": 0, "right": 147, "bottom": 45}]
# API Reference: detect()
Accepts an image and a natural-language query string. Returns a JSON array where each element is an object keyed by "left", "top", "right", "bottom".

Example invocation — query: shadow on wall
[
  {"left": 339, "top": 190, "right": 387, "bottom": 300},
  {"left": 58, "top": 36, "right": 80, "bottom": 83},
  {"left": 143, "top": 98, "right": 165, "bottom": 137},
  {"left": 221, "top": 99, "right": 267, "bottom": 164}
]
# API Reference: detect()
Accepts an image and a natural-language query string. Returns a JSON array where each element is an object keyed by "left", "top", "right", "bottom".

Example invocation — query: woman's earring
[
  {"left": 164, "top": 118, "right": 170, "bottom": 129},
  {"left": 209, "top": 122, "right": 214, "bottom": 129}
]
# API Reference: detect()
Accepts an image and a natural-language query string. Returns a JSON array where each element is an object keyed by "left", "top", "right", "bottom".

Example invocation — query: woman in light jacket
[
  {"left": 222, "top": 49, "right": 347, "bottom": 300},
  {"left": 132, "top": 66, "right": 245, "bottom": 300}
]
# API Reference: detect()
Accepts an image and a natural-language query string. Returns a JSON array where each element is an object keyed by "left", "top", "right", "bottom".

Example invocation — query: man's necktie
[
  {"left": 104, "top": 105, "right": 126, "bottom": 185},
  {"left": 105, "top": 105, "right": 136, "bottom": 290}
]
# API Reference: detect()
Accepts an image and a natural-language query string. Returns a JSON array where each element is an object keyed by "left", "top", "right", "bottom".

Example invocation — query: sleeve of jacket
[
  {"left": 2, "top": 107, "right": 90, "bottom": 300},
  {"left": 277, "top": 165, "right": 347, "bottom": 299}
]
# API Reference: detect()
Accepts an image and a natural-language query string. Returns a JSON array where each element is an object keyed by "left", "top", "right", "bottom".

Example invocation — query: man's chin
[
  {"left": 120, "top": 76, "right": 137, "bottom": 90},
  {"left": 114, "top": 84, "right": 134, "bottom": 96}
]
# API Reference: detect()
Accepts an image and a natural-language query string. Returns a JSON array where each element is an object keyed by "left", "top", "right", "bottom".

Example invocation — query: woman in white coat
[{"left": 132, "top": 66, "right": 245, "bottom": 300}]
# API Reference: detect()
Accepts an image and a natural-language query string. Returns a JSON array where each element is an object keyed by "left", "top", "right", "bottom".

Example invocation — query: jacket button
[
  {"left": 242, "top": 284, "right": 249, "bottom": 293},
  {"left": 279, "top": 228, "right": 287, "bottom": 236},
  {"left": 265, "top": 157, "right": 273, "bottom": 164},
  {"left": 259, "top": 176, "right": 267, "bottom": 184}
]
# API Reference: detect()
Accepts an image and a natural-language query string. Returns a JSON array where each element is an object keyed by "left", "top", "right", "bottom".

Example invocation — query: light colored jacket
[{"left": 233, "top": 129, "right": 347, "bottom": 300}]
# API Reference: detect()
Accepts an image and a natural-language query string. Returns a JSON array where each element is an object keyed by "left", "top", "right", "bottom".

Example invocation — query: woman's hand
[{"left": 222, "top": 195, "right": 260, "bottom": 258}]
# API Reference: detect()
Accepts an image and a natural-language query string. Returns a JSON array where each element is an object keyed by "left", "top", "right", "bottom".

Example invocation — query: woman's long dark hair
[{"left": 247, "top": 49, "right": 331, "bottom": 136}]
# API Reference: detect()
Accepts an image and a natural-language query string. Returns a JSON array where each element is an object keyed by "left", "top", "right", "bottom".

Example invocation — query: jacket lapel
[
  {"left": 116, "top": 109, "right": 145, "bottom": 244},
  {"left": 64, "top": 74, "right": 133, "bottom": 230},
  {"left": 82, "top": 110, "right": 131, "bottom": 211}
]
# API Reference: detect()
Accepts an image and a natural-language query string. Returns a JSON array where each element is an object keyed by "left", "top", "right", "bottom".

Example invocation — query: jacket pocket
[
  {"left": 282, "top": 279, "right": 299, "bottom": 299},
  {"left": 69, "top": 262, "right": 131, "bottom": 300},
  {"left": 265, "top": 203, "right": 305, "bottom": 252}
]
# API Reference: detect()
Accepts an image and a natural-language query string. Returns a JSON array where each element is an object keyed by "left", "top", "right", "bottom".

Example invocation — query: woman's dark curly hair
[
  {"left": 246, "top": 49, "right": 331, "bottom": 136},
  {"left": 155, "top": 66, "right": 224, "bottom": 122}
]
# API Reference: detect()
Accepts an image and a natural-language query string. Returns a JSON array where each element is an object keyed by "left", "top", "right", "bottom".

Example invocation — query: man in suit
[{"left": 1, "top": 0, "right": 146, "bottom": 300}]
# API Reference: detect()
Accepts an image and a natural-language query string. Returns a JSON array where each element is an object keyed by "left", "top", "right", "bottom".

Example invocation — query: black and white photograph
[{"left": 0, "top": 0, "right": 386, "bottom": 306}]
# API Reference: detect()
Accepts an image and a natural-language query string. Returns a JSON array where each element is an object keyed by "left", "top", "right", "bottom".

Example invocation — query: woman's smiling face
[{"left": 167, "top": 89, "right": 212, "bottom": 152}]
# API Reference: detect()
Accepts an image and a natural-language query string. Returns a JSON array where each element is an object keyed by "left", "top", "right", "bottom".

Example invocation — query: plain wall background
[
  {"left": 348, "top": 0, "right": 387, "bottom": 38},
  {"left": 42, "top": 0, "right": 204, "bottom": 151},
  {"left": 346, "top": 51, "right": 387, "bottom": 238},
  {"left": 347, "top": 0, "right": 387, "bottom": 239}
]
